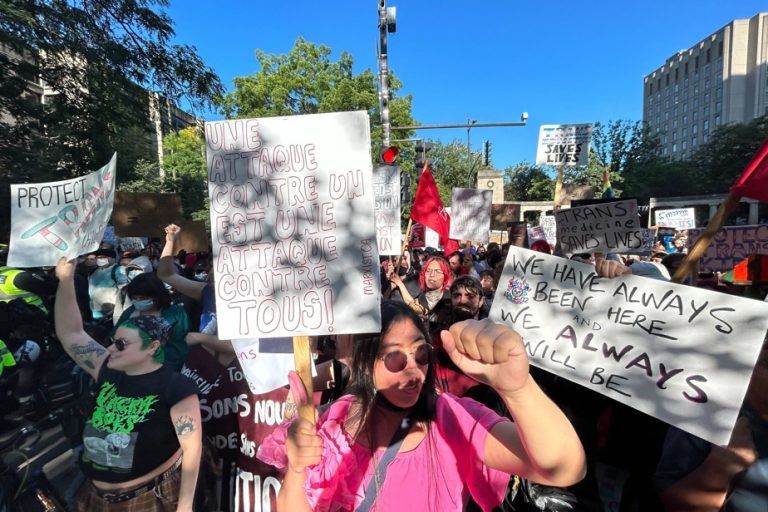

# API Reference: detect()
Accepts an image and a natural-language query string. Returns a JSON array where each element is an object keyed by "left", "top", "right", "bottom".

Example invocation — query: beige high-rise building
[{"left": 643, "top": 12, "right": 768, "bottom": 160}]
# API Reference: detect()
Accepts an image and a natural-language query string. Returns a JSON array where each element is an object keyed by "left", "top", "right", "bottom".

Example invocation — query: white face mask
[{"left": 96, "top": 257, "right": 110, "bottom": 267}]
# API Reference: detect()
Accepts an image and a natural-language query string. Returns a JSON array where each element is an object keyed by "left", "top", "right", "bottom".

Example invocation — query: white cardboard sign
[
  {"left": 449, "top": 188, "right": 493, "bottom": 243},
  {"left": 490, "top": 246, "right": 768, "bottom": 445},
  {"left": 535, "top": 124, "right": 593, "bottom": 167},
  {"left": 205, "top": 112, "right": 381, "bottom": 340},
  {"left": 8, "top": 154, "right": 116, "bottom": 267},
  {"left": 373, "top": 165, "right": 401, "bottom": 256},
  {"left": 655, "top": 208, "right": 696, "bottom": 230},
  {"left": 231, "top": 337, "right": 313, "bottom": 395}
]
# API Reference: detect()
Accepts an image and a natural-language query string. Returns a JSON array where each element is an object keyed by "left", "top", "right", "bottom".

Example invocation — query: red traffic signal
[{"left": 381, "top": 146, "right": 399, "bottom": 164}]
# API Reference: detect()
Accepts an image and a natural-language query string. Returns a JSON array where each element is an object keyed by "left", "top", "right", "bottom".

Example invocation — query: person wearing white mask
[
  {"left": 111, "top": 256, "right": 153, "bottom": 324},
  {"left": 87, "top": 248, "right": 127, "bottom": 321}
]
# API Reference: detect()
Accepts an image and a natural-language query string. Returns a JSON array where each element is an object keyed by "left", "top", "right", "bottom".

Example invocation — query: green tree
[
  {"left": 220, "top": 37, "right": 416, "bottom": 165},
  {"left": 502, "top": 162, "right": 554, "bottom": 201}
]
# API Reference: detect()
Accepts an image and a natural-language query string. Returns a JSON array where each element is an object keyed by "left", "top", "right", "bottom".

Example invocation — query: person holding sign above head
[
  {"left": 257, "top": 301, "right": 586, "bottom": 511},
  {"left": 53, "top": 257, "right": 202, "bottom": 512}
]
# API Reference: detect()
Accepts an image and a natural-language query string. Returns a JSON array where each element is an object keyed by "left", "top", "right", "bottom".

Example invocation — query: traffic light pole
[{"left": 378, "top": 0, "right": 393, "bottom": 147}]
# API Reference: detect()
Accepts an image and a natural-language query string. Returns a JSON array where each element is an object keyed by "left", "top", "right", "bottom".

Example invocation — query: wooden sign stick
[{"left": 292, "top": 335, "right": 315, "bottom": 425}]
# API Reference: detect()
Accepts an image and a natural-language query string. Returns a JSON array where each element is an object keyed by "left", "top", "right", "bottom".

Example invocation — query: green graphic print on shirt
[{"left": 82, "top": 382, "right": 159, "bottom": 471}]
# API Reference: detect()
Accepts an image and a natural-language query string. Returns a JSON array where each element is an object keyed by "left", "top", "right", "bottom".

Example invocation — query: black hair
[
  {"left": 347, "top": 301, "right": 438, "bottom": 439},
  {"left": 125, "top": 272, "right": 171, "bottom": 310},
  {"left": 450, "top": 275, "right": 483, "bottom": 296}
]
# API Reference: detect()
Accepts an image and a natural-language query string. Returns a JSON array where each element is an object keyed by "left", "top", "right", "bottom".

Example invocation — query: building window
[
  {"left": 684, "top": 90, "right": 689, "bottom": 100},
  {"left": 715, "top": 101, "right": 721, "bottom": 113},
  {"left": 703, "top": 134, "right": 708, "bottom": 143},
  {"left": 665, "top": 98, "right": 670, "bottom": 108},
  {"left": 673, "top": 120, "right": 678, "bottom": 129},
  {"left": 716, "top": 87, "right": 722, "bottom": 99},
  {"left": 706, "top": 48, "right": 711, "bottom": 63},
  {"left": 715, "top": 114, "right": 721, "bottom": 125},
  {"left": 705, "top": 78, "right": 711, "bottom": 90},
  {"left": 666, "top": 74, "right": 670, "bottom": 86},
  {"left": 716, "top": 71, "right": 722, "bottom": 83},
  {"left": 656, "top": 115, "right": 660, "bottom": 125},
  {"left": 704, "top": 63, "right": 711, "bottom": 76},
  {"left": 684, "top": 62, "right": 689, "bottom": 75},
  {"left": 704, "top": 105, "right": 710, "bottom": 117},
  {"left": 674, "top": 83, "right": 680, "bottom": 93},
  {"left": 649, "top": 96, "right": 654, "bottom": 106},
  {"left": 718, "top": 40, "right": 723, "bottom": 57},
  {"left": 663, "top": 135, "right": 668, "bottom": 144},
  {"left": 693, "top": 124, "right": 698, "bottom": 134},
  {"left": 692, "top": 136, "right": 697, "bottom": 146},
  {"left": 658, "top": 78, "right": 662, "bottom": 90},
  {"left": 672, "top": 143, "right": 678, "bottom": 152},
  {"left": 663, "top": 147, "right": 669, "bottom": 156},
  {"left": 684, "top": 77, "right": 689, "bottom": 88},
  {"left": 703, "top": 119, "right": 709, "bottom": 130},
  {"left": 673, "top": 107, "right": 678, "bottom": 117},
  {"left": 694, "top": 84, "right": 699, "bottom": 96},
  {"left": 683, "top": 103, "right": 688, "bottom": 113},
  {"left": 674, "top": 94, "right": 679, "bottom": 105},
  {"left": 665, "top": 111, "right": 670, "bottom": 121},
  {"left": 682, "top": 140, "right": 687, "bottom": 150},
  {"left": 681, "top": 151, "right": 687, "bottom": 159},
  {"left": 694, "top": 98, "right": 699, "bottom": 108},
  {"left": 683, "top": 114, "right": 688, "bottom": 124},
  {"left": 675, "top": 68, "right": 679, "bottom": 82},
  {"left": 695, "top": 55, "right": 699, "bottom": 70},
  {"left": 704, "top": 92, "right": 710, "bottom": 103},
  {"left": 682, "top": 127, "right": 687, "bottom": 138},
  {"left": 649, "top": 83, "right": 654, "bottom": 95},
  {"left": 656, "top": 104, "right": 661, "bottom": 113},
  {"left": 693, "top": 111, "right": 698, "bottom": 122}
]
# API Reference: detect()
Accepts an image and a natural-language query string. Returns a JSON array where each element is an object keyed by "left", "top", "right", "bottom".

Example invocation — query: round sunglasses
[
  {"left": 107, "top": 336, "right": 133, "bottom": 351},
  {"left": 377, "top": 343, "right": 432, "bottom": 373}
]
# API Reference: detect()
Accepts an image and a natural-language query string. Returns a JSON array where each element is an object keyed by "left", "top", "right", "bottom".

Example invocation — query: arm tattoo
[
  {"left": 71, "top": 340, "right": 107, "bottom": 368},
  {"left": 174, "top": 415, "right": 196, "bottom": 436}
]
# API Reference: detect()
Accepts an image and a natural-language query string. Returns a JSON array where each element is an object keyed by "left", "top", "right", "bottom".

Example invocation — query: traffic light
[
  {"left": 415, "top": 140, "right": 433, "bottom": 173},
  {"left": 400, "top": 171, "right": 411, "bottom": 204},
  {"left": 484, "top": 140, "right": 492, "bottom": 167},
  {"left": 381, "top": 146, "right": 399, "bottom": 164}
]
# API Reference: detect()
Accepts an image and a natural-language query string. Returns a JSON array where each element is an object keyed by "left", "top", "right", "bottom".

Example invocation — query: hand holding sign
[
  {"left": 441, "top": 319, "right": 529, "bottom": 395},
  {"left": 285, "top": 370, "right": 322, "bottom": 473},
  {"left": 594, "top": 257, "right": 632, "bottom": 278}
]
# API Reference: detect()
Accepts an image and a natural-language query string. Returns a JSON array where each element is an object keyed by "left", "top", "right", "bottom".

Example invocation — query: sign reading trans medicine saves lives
[
  {"left": 490, "top": 246, "right": 768, "bottom": 446},
  {"left": 535, "top": 124, "right": 593, "bottom": 167}
]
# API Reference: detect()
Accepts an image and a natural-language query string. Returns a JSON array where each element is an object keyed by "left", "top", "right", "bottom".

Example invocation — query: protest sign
[
  {"left": 449, "top": 188, "right": 492, "bottom": 243},
  {"left": 231, "top": 337, "right": 306, "bottom": 395},
  {"left": 174, "top": 220, "right": 209, "bottom": 253},
  {"left": 8, "top": 154, "right": 116, "bottom": 267},
  {"left": 205, "top": 111, "right": 381, "bottom": 340},
  {"left": 112, "top": 192, "right": 183, "bottom": 237},
  {"left": 508, "top": 222, "right": 529, "bottom": 248},
  {"left": 540, "top": 215, "right": 557, "bottom": 246},
  {"left": 655, "top": 208, "right": 696, "bottom": 229},
  {"left": 373, "top": 165, "right": 401, "bottom": 256},
  {"left": 555, "top": 199, "right": 650, "bottom": 254},
  {"left": 535, "top": 124, "right": 593, "bottom": 167},
  {"left": 119, "top": 237, "right": 145, "bottom": 251},
  {"left": 687, "top": 224, "right": 768, "bottom": 273},
  {"left": 490, "top": 246, "right": 768, "bottom": 445},
  {"left": 410, "top": 223, "right": 425, "bottom": 248},
  {"left": 490, "top": 204, "right": 521, "bottom": 231}
]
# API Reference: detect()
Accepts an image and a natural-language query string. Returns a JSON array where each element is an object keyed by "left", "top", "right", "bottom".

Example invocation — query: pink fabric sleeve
[{"left": 436, "top": 393, "right": 512, "bottom": 511}]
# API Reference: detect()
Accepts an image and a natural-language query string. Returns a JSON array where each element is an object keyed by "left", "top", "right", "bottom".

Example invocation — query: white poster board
[
  {"left": 205, "top": 112, "right": 381, "bottom": 340},
  {"left": 8, "top": 154, "right": 117, "bottom": 267},
  {"left": 373, "top": 165, "right": 401, "bottom": 256},
  {"left": 490, "top": 247, "right": 768, "bottom": 445},
  {"left": 655, "top": 208, "right": 696, "bottom": 230},
  {"left": 555, "top": 199, "right": 649, "bottom": 254},
  {"left": 449, "top": 188, "right": 493, "bottom": 243},
  {"left": 540, "top": 215, "right": 557, "bottom": 246},
  {"left": 231, "top": 337, "right": 309, "bottom": 394},
  {"left": 535, "top": 124, "right": 593, "bottom": 167}
]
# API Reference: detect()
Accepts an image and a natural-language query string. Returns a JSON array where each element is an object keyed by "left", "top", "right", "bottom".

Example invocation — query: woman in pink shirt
[{"left": 258, "top": 301, "right": 586, "bottom": 511}]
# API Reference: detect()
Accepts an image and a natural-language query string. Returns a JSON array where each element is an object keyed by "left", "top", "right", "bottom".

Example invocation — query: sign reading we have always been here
[
  {"left": 8, "top": 154, "right": 116, "bottom": 267},
  {"left": 688, "top": 224, "right": 768, "bottom": 273},
  {"left": 205, "top": 111, "right": 381, "bottom": 340},
  {"left": 555, "top": 199, "right": 652, "bottom": 254},
  {"left": 490, "top": 246, "right": 768, "bottom": 445}
]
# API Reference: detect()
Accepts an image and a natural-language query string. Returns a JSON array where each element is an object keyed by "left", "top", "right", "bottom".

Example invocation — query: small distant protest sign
[
  {"left": 540, "top": 215, "right": 557, "bottom": 246},
  {"left": 555, "top": 199, "right": 651, "bottom": 254},
  {"left": 373, "top": 165, "right": 401, "bottom": 256},
  {"left": 449, "top": 188, "right": 492, "bottom": 243},
  {"left": 205, "top": 111, "right": 381, "bottom": 340},
  {"left": 8, "top": 154, "right": 116, "bottom": 267},
  {"left": 535, "top": 124, "right": 593, "bottom": 167},
  {"left": 655, "top": 208, "right": 696, "bottom": 230},
  {"left": 688, "top": 224, "right": 768, "bottom": 273},
  {"left": 490, "top": 246, "right": 768, "bottom": 445},
  {"left": 231, "top": 337, "right": 300, "bottom": 395}
]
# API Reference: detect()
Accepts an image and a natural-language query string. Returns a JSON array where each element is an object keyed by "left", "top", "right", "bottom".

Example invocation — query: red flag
[
  {"left": 731, "top": 139, "right": 768, "bottom": 202},
  {"left": 410, "top": 164, "right": 458, "bottom": 252}
]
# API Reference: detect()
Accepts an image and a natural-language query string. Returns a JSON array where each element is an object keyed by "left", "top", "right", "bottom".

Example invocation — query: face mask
[
  {"left": 194, "top": 272, "right": 208, "bottom": 282},
  {"left": 127, "top": 270, "right": 142, "bottom": 281},
  {"left": 96, "top": 257, "right": 110, "bottom": 267},
  {"left": 132, "top": 299, "right": 155, "bottom": 311}
]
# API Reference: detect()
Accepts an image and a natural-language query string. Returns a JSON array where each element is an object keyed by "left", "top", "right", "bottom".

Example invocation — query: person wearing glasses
[
  {"left": 388, "top": 256, "right": 453, "bottom": 330},
  {"left": 54, "top": 258, "right": 202, "bottom": 512},
  {"left": 257, "top": 301, "right": 586, "bottom": 511}
]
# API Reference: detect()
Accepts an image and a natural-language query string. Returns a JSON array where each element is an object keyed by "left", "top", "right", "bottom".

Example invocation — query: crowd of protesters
[{"left": 0, "top": 222, "right": 766, "bottom": 512}]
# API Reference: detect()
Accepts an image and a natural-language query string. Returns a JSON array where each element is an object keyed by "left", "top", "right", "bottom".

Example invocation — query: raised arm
[
  {"left": 54, "top": 258, "right": 107, "bottom": 380},
  {"left": 441, "top": 319, "right": 586, "bottom": 487},
  {"left": 157, "top": 224, "right": 206, "bottom": 300},
  {"left": 170, "top": 394, "right": 203, "bottom": 512}
]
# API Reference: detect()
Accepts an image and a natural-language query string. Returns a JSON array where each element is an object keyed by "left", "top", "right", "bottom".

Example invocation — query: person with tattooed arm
[{"left": 54, "top": 257, "right": 202, "bottom": 511}]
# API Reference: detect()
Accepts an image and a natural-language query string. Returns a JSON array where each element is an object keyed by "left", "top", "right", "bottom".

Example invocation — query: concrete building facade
[{"left": 643, "top": 12, "right": 768, "bottom": 160}]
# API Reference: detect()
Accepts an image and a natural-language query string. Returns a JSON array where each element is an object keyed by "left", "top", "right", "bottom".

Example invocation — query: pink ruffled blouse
[{"left": 257, "top": 393, "right": 511, "bottom": 511}]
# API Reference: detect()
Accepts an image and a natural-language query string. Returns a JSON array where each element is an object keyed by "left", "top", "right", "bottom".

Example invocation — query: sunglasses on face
[
  {"left": 107, "top": 336, "right": 133, "bottom": 351},
  {"left": 378, "top": 343, "right": 432, "bottom": 373}
]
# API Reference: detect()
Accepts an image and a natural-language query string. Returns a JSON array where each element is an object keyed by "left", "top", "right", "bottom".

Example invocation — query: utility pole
[{"left": 378, "top": 1, "right": 396, "bottom": 147}]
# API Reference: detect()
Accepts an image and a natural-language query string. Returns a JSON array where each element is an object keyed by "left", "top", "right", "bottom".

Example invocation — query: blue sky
[{"left": 167, "top": 0, "right": 766, "bottom": 170}]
